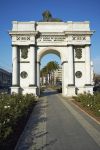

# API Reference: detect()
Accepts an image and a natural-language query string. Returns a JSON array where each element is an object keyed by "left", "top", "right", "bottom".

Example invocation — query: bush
[
  {"left": 73, "top": 93, "right": 100, "bottom": 116},
  {"left": 0, "top": 93, "right": 35, "bottom": 149}
]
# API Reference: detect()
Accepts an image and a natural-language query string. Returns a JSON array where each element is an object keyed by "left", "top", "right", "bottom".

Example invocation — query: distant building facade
[
  {"left": 54, "top": 66, "right": 62, "bottom": 84},
  {"left": 0, "top": 68, "right": 12, "bottom": 88}
]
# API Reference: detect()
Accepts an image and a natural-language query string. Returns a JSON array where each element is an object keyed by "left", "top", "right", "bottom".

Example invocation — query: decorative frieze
[
  {"left": 72, "top": 36, "right": 86, "bottom": 41},
  {"left": 16, "top": 36, "right": 30, "bottom": 41},
  {"left": 37, "top": 35, "right": 66, "bottom": 42}
]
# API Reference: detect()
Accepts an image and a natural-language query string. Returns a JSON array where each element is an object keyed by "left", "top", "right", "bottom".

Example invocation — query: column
[
  {"left": 12, "top": 45, "right": 19, "bottom": 86},
  {"left": 62, "top": 61, "right": 68, "bottom": 96},
  {"left": 68, "top": 45, "right": 74, "bottom": 85},
  {"left": 29, "top": 45, "right": 36, "bottom": 86},
  {"left": 85, "top": 45, "right": 91, "bottom": 85},
  {"left": 37, "top": 62, "right": 40, "bottom": 87}
]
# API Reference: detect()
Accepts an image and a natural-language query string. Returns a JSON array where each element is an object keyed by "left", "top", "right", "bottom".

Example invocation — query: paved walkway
[{"left": 15, "top": 89, "right": 100, "bottom": 150}]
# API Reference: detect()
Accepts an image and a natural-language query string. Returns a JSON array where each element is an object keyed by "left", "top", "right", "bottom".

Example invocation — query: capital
[
  {"left": 67, "top": 44, "right": 73, "bottom": 47},
  {"left": 29, "top": 44, "right": 35, "bottom": 47},
  {"left": 12, "top": 44, "right": 18, "bottom": 47}
]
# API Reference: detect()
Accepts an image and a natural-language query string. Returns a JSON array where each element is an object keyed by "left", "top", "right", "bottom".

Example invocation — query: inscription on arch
[
  {"left": 37, "top": 35, "right": 66, "bottom": 42},
  {"left": 72, "top": 36, "right": 86, "bottom": 40}
]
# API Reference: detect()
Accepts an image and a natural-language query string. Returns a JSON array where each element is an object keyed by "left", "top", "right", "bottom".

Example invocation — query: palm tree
[
  {"left": 46, "top": 61, "right": 59, "bottom": 85},
  {"left": 40, "top": 61, "right": 59, "bottom": 86}
]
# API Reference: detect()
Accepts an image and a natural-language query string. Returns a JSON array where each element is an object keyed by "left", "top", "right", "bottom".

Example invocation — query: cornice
[
  {"left": 37, "top": 22, "right": 67, "bottom": 25},
  {"left": 64, "top": 31, "right": 95, "bottom": 35},
  {"left": 37, "top": 44, "right": 67, "bottom": 47},
  {"left": 9, "top": 31, "right": 38, "bottom": 36},
  {"left": 9, "top": 30, "right": 95, "bottom": 36},
  {"left": 38, "top": 32, "right": 65, "bottom": 36}
]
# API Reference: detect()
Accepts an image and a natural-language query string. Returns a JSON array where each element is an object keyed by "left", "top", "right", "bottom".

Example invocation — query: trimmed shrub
[
  {"left": 0, "top": 93, "right": 35, "bottom": 149},
  {"left": 73, "top": 93, "right": 100, "bottom": 116}
]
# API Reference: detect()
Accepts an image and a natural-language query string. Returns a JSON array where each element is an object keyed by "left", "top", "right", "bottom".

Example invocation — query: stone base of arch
[
  {"left": 11, "top": 85, "right": 93, "bottom": 97},
  {"left": 11, "top": 86, "right": 38, "bottom": 96},
  {"left": 67, "top": 85, "right": 76, "bottom": 97},
  {"left": 62, "top": 85, "right": 93, "bottom": 97},
  {"left": 11, "top": 87, "right": 20, "bottom": 94}
]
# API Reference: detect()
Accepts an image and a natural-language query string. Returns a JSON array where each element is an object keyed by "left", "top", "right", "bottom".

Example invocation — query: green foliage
[
  {"left": 40, "top": 61, "right": 59, "bottom": 77},
  {"left": 73, "top": 93, "right": 100, "bottom": 116},
  {"left": 51, "top": 18, "right": 62, "bottom": 22},
  {"left": 42, "top": 10, "right": 52, "bottom": 22},
  {"left": 0, "top": 93, "right": 35, "bottom": 144},
  {"left": 41, "top": 10, "right": 62, "bottom": 22},
  {"left": 40, "top": 61, "right": 59, "bottom": 86}
]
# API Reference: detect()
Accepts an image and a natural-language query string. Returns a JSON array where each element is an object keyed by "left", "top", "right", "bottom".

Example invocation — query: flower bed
[
  {"left": 0, "top": 93, "right": 36, "bottom": 150},
  {"left": 73, "top": 92, "right": 100, "bottom": 117}
]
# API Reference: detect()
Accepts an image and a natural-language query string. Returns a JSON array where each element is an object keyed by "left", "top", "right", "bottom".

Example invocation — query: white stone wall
[{"left": 9, "top": 21, "right": 94, "bottom": 96}]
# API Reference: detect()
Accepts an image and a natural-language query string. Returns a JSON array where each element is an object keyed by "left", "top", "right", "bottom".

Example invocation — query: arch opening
[
  {"left": 37, "top": 48, "right": 62, "bottom": 62},
  {"left": 37, "top": 48, "right": 62, "bottom": 95}
]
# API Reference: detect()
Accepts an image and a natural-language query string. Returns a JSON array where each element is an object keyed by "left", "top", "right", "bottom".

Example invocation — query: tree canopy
[
  {"left": 40, "top": 10, "right": 62, "bottom": 22},
  {"left": 40, "top": 61, "right": 59, "bottom": 77}
]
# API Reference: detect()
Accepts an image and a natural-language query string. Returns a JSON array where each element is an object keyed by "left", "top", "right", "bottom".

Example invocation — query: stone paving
[
  {"left": 15, "top": 96, "right": 47, "bottom": 150},
  {"left": 15, "top": 90, "right": 100, "bottom": 150}
]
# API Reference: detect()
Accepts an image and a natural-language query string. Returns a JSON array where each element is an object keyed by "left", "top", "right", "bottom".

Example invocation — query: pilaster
[
  {"left": 67, "top": 45, "right": 74, "bottom": 85},
  {"left": 37, "top": 62, "right": 40, "bottom": 86},
  {"left": 37, "top": 61, "right": 40, "bottom": 95},
  {"left": 12, "top": 45, "right": 19, "bottom": 86},
  {"left": 85, "top": 45, "right": 91, "bottom": 85},
  {"left": 61, "top": 61, "right": 68, "bottom": 96},
  {"left": 29, "top": 45, "right": 36, "bottom": 86}
]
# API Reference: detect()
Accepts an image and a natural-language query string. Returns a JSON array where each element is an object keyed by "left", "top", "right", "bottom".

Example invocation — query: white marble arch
[{"left": 9, "top": 21, "right": 94, "bottom": 97}]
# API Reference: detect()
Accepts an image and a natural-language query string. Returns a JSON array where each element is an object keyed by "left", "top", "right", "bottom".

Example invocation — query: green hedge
[
  {"left": 0, "top": 93, "right": 35, "bottom": 148},
  {"left": 73, "top": 92, "right": 100, "bottom": 116}
]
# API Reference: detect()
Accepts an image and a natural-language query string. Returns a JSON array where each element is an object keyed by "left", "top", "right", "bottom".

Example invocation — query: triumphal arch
[{"left": 9, "top": 16, "right": 94, "bottom": 96}]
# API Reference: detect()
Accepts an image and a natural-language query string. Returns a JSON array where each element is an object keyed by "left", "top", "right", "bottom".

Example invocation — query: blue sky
[{"left": 0, "top": 0, "right": 100, "bottom": 73}]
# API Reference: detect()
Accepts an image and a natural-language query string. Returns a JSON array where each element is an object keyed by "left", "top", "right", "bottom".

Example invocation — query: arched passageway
[{"left": 37, "top": 48, "right": 63, "bottom": 95}]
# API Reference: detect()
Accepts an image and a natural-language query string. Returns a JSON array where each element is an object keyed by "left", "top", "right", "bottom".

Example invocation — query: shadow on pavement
[{"left": 41, "top": 90, "right": 58, "bottom": 97}]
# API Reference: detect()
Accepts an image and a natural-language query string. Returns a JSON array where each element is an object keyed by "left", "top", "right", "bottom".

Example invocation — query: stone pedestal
[
  {"left": 85, "top": 85, "right": 93, "bottom": 94},
  {"left": 11, "top": 87, "right": 20, "bottom": 94},
  {"left": 21, "top": 87, "right": 37, "bottom": 96},
  {"left": 67, "top": 85, "right": 76, "bottom": 96}
]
